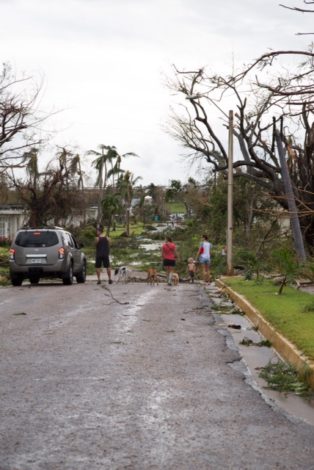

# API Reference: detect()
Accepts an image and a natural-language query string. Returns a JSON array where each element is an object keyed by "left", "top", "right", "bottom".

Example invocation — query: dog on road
[
  {"left": 171, "top": 272, "right": 179, "bottom": 286},
  {"left": 114, "top": 266, "right": 131, "bottom": 282},
  {"left": 147, "top": 267, "right": 158, "bottom": 285}
]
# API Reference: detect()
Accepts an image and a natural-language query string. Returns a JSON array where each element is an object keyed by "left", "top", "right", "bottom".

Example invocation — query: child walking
[{"left": 187, "top": 257, "right": 196, "bottom": 283}]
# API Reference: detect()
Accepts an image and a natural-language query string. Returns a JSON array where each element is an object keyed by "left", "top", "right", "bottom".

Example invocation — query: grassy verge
[{"left": 222, "top": 277, "right": 314, "bottom": 361}]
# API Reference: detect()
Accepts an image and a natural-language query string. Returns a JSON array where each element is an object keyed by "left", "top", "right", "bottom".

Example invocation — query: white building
[{"left": 0, "top": 205, "right": 27, "bottom": 241}]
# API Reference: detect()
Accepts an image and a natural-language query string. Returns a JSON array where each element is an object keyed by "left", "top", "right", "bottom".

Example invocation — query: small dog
[
  {"left": 114, "top": 266, "right": 131, "bottom": 282},
  {"left": 171, "top": 272, "right": 179, "bottom": 286},
  {"left": 147, "top": 267, "right": 158, "bottom": 285}
]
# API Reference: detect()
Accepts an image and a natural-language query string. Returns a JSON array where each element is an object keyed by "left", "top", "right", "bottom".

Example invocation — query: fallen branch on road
[{"left": 101, "top": 284, "right": 130, "bottom": 305}]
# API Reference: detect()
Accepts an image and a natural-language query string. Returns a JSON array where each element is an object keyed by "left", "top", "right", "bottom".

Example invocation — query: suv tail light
[
  {"left": 9, "top": 248, "right": 15, "bottom": 261},
  {"left": 58, "top": 247, "right": 65, "bottom": 259}
]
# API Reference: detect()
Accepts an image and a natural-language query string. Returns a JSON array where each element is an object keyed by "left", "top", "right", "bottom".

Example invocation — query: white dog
[{"left": 114, "top": 266, "right": 131, "bottom": 282}]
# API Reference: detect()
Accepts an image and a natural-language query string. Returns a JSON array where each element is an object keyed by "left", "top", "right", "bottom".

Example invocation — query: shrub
[
  {"left": 271, "top": 247, "right": 299, "bottom": 294},
  {"left": 76, "top": 225, "right": 96, "bottom": 247},
  {"left": 0, "top": 247, "right": 9, "bottom": 269},
  {"left": 234, "top": 249, "right": 266, "bottom": 281}
]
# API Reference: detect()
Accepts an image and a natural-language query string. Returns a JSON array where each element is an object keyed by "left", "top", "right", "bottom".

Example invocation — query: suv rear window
[{"left": 15, "top": 231, "right": 59, "bottom": 247}]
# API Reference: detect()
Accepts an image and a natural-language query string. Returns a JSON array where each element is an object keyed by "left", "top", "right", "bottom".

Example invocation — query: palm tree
[
  {"left": 108, "top": 148, "right": 139, "bottom": 188},
  {"left": 24, "top": 147, "right": 40, "bottom": 189},
  {"left": 87, "top": 145, "right": 138, "bottom": 222},
  {"left": 56, "top": 147, "right": 85, "bottom": 191},
  {"left": 117, "top": 171, "right": 142, "bottom": 236},
  {"left": 70, "top": 153, "right": 84, "bottom": 190},
  {"left": 87, "top": 145, "right": 114, "bottom": 223},
  {"left": 101, "top": 192, "right": 121, "bottom": 235}
]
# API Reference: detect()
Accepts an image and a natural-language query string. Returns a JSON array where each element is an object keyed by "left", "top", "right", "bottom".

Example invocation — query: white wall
[{"left": 0, "top": 207, "right": 28, "bottom": 240}]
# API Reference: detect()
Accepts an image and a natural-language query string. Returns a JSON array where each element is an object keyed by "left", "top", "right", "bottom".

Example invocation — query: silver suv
[{"left": 9, "top": 227, "right": 87, "bottom": 286}]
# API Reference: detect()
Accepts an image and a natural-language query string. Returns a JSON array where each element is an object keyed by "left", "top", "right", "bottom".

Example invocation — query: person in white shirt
[{"left": 197, "top": 234, "right": 212, "bottom": 283}]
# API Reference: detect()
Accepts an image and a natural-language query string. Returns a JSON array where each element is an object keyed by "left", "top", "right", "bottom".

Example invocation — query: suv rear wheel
[
  {"left": 76, "top": 261, "right": 86, "bottom": 283},
  {"left": 63, "top": 262, "right": 73, "bottom": 285},
  {"left": 11, "top": 274, "right": 23, "bottom": 287}
]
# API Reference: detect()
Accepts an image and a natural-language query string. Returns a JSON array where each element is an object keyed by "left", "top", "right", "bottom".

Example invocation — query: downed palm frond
[{"left": 259, "top": 361, "right": 313, "bottom": 397}]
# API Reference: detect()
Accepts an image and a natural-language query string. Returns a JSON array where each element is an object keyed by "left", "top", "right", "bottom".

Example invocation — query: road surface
[{"left": 0, "top": 280, "right": 314, "bottom": 469}]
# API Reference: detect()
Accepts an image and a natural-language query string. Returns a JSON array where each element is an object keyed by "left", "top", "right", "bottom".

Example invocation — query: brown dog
[
  {"left": 147, "top": 267, "right": 158, "bottom": 285},
  {"left": 171, "top": 272, "right": 179, "bottom": 286}
]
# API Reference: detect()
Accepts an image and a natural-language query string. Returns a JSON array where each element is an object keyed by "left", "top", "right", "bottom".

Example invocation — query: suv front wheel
[{"left": 63, "top": 262, "right": 73, "bottom": 285}]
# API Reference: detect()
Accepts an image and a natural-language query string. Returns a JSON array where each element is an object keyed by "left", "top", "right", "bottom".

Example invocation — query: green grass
[
  {"left": 223, "top": 277, "right": 314, "bottom": 361},
  {"left": 166, "top": 202, "right": 186, "bottom": 213},
  {"left": 109, "top": 223, "right": 147, "bottom": 238}
]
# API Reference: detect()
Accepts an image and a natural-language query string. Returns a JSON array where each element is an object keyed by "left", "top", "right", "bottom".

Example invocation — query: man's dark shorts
[
  {"left": 163, "top": 259, "right": 176, "bottom": 267},
  {"left": 95, "top": 256, "right": 110, "bottom": 268}
]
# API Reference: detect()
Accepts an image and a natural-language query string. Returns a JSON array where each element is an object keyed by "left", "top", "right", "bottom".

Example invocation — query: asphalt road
[{"left": 0, "top": 280, "right": 314, "bottom": 470}]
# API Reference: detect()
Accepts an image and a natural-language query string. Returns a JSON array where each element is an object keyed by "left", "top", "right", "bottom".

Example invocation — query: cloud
[{"left": 1, "top": 0, "right": 313, "bottom": 185}]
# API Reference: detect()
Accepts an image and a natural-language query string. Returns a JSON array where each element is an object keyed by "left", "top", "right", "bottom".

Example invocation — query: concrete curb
[{"left": 215, "top": 278, "right": 314, "bottom": 390}]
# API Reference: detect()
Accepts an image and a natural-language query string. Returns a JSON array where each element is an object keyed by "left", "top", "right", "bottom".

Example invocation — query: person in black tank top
[
  {"left": 95, "top": 226, "right": 112, "bottom": 285},
  {"left": 96, "top": 235, "right": 109, "bottom": 257}
]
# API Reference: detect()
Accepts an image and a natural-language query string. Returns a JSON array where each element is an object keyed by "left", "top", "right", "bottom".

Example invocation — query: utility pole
[{"left": 227, "top": 110, "right": 234, "bottom": 275}]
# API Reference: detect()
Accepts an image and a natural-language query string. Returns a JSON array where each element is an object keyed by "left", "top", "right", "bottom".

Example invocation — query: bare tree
[
  {"left": 0, "top": 63, "right": 45, "bottom": 171},
  {"left": 169, "top": 48, "right": 314, "bottom": 253},
  {"left": 279, "top": 1, "right": 314, "bottom": 34},
  {"left": 280, "top": 1, "right": 314, "bottom": 14},
  {"left": 7, "top": 147, "right": 86, "bottom": 227}
]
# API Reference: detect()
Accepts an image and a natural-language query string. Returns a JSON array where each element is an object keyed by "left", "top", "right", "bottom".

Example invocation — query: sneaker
[
  {"left": 97, "top": 280, "right": 101, "bottom": 285},
  {"left": 108, "top": 279, "right": 113, "bottom": 285}
]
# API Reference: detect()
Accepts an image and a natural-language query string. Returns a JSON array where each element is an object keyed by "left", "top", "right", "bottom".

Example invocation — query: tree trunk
[
  {"left": 276, "top": 132, "right": 307, "bottom": 263},
  {"left": 126, "top": 208, "right": 130, "bottom": 237}
]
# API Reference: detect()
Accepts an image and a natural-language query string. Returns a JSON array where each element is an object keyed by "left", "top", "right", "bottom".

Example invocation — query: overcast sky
[{"left": 2, "top": 0, "right": 313, "bottom": 185}]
